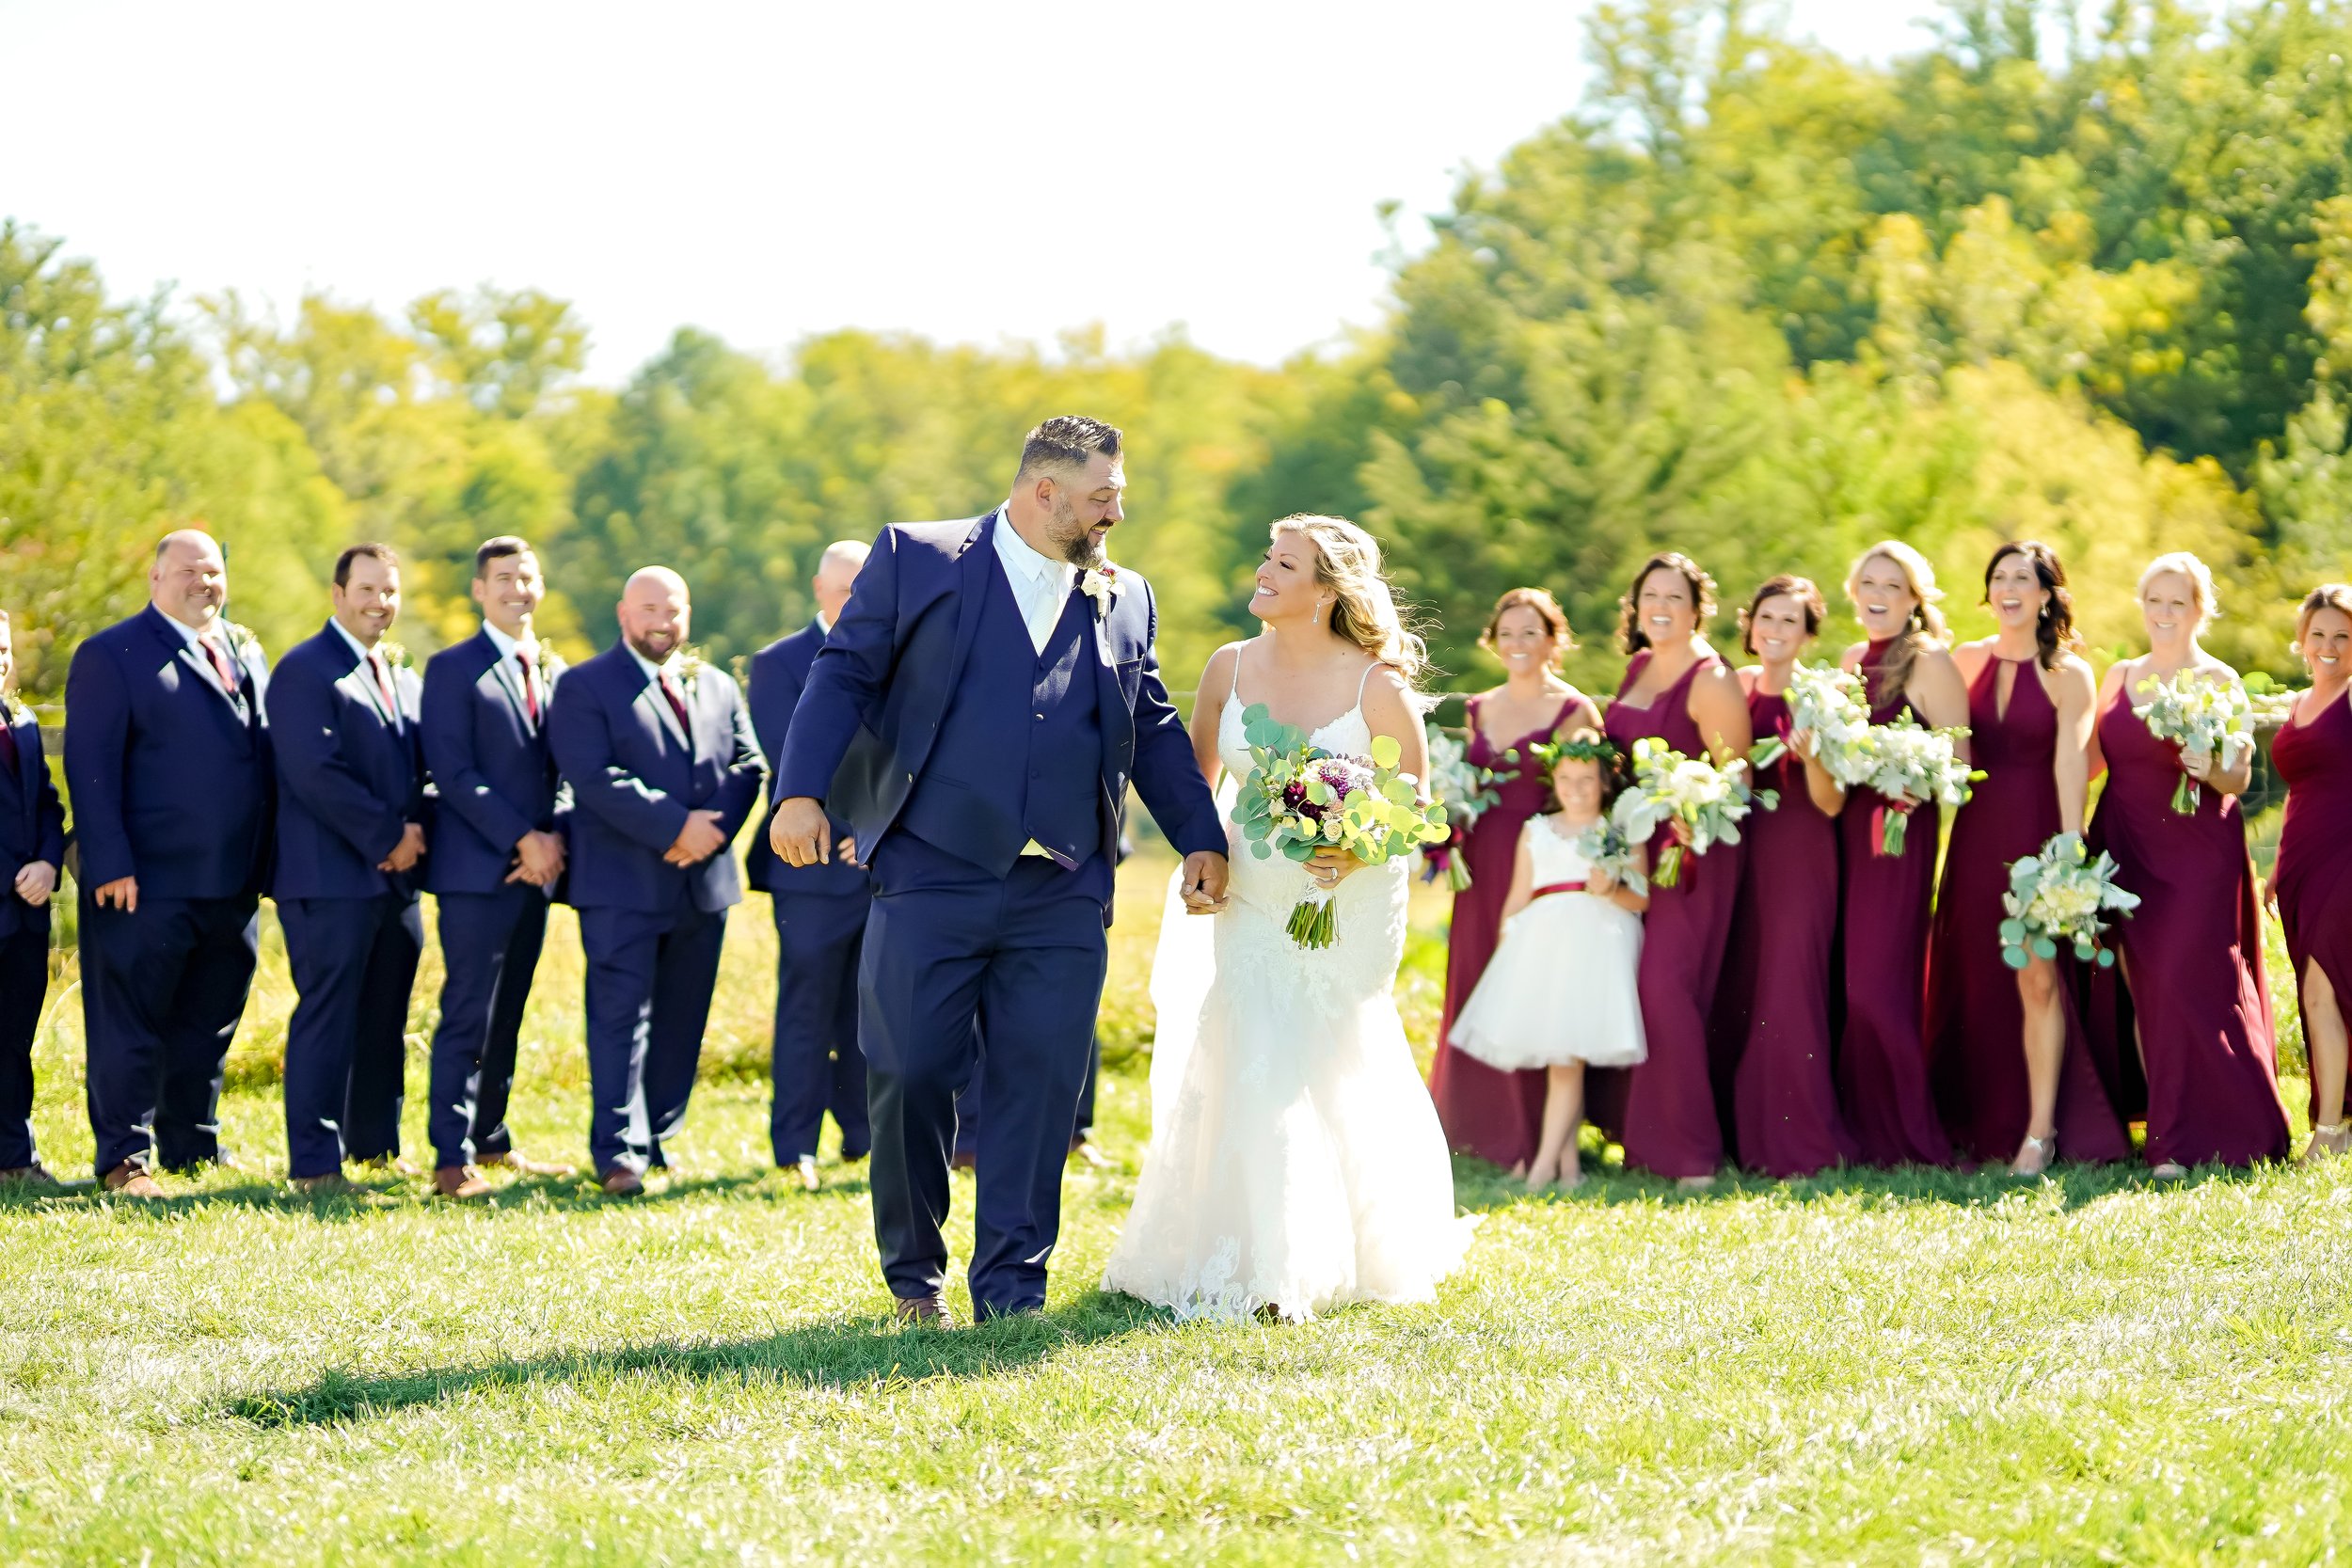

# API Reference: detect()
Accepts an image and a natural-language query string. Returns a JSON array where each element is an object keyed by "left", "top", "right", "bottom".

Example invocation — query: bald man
[
  {"left": 64, "top": 530, "right": 275, "bottom": 1196},
  {"left": 744, "top": 542, "right": 875, "bottom": 1190},
  {"left": 546, "top": 567, "right": 765, "bottom": 1192}
]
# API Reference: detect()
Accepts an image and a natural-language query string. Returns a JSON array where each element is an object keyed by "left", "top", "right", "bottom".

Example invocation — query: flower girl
[{"left": 1447, "top": 732, "right": 1648, "bottom": 1189}]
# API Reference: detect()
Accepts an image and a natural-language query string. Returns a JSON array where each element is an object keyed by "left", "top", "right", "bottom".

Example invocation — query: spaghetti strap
[
  {"left": 1354, "top": 660, "right": 1380, "bottom": 707},
  {"left": 1224, "top": 641, "right": 1247, "bottom": 707}
]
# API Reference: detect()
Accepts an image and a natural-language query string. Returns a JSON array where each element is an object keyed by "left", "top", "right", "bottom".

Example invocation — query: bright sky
[{"left": 7, "top": 0, "right": 1944, "bottom": 383}]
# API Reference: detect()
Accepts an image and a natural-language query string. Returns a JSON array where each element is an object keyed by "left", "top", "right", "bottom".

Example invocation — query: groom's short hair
[{"left": 1017, "top": 416, "right": 1122, "bottom": 480}]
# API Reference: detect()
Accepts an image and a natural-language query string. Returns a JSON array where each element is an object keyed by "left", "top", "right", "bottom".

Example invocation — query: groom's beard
[{"left": 1048, "top": 496, "right": 1108, "bottom": 571}]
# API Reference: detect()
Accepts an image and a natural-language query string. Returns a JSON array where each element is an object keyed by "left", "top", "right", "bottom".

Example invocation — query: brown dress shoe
[
  {"left": 480, "top": 1149, "right": 577, "bottom": 1178},
  {"left": 290, "top": 1171, "right": 359, "bottom": 1196},
  {"left": 599, "top": 1167, "right": 644, "bottom": 1196},
  {"left": 101, "top": 1162, "right": 165, "bottom": 1199},
  {"left": 432, "top": 1164, "right": 493, "bottom": 1199},
  {"left": 0, "top": 1164, "right": 59, "bottom": 1188},
  {"left": 892, "top": 1293, "right": 956, "bottom": 1328}
]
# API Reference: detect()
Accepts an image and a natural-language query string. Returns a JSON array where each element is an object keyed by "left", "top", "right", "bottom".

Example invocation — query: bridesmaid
[
  {"left": 1836, "top": 542, "right": 1963, "bottom": 1168},
  {"left": 1430, "top": 588, "right": 1598, "bottom": 1175},
  {"left": 1717, "top": 576, "right": 1857, "bottom": 1177},
  {"left": 1927, "top": 543, "right": 2130, "bottom": 1174},
  {"left": 2087, "top": 552, "right": 2290, "bottom": 1174},
  {"left": 2267, "top": 583, "right": 2352, "bottom": 1162},
  {"left": 1598, "top": 551, "right": 1752, "bottom": 1188}
]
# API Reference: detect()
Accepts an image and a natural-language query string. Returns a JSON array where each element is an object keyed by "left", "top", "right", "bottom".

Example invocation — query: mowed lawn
[{"left": 3, "top": 851, "right": 2347, "bottom": 1565}]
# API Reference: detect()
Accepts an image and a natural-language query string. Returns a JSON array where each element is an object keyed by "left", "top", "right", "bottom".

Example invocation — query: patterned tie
[
  {"left": 658, "top": 669, "right": 691, "bottom": 744},
  {"left": 515, "top": 650, "right": 541, "bottom": 724}
]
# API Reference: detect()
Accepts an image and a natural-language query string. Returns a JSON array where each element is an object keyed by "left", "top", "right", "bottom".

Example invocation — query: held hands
[
  {"left": 378, "top": 822, "right": 428, "bottom": 874},
  {"left": 1179, "top": 850, "right": 1231, "bottom": 913},
  {"left": 665, "top": 809, "right": 729, "bottom": 866},
  {"left": 770, "top": 797, "right": 832, "bottom": 867},
  {"left": 507, "top": 829, "right": 566, "bottom": 887},
  {"left": 11, "top": 861, "right": 56, "bottom": 907},
  {"left": 93, "top": 877, "right": 138, "bottom": 913}
]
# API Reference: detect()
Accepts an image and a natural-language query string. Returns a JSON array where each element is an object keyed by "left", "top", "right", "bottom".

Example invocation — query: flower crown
[{"left": 1528, "top": 731, "right": 1618, "bottom": 772}]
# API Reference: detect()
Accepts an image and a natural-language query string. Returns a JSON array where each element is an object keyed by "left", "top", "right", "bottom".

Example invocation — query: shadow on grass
[
  {"left": 1447, "top": 1149, "right": 2253, "bottom": 1214},
  {"left": 223, "top": 1292, "right": 1165, "bottom": 1427},
  {"left": 0, "top": 1167, "right": 868, "bottom": 1219}
]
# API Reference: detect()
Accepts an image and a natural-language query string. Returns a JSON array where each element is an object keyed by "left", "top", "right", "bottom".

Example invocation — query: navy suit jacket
[
  {"left": 0, "top": 704, "right": 69, "bottom": 942},
  {"left": 744, "top": 621, "right": 870, "bottom": 899},
  {"left": 63, "top": 605, "right": 275, "bottom": 900},
  {"left": 546, "top": 643, "right": 765, "bottom": 913},
  {"left": 420, "top": 630, "right": 569, "bottom": 896},
  {"left": 265, "top": 623, "right": 427, "bottom": 902},
  {"left": 774, "top": 512, "right": 1224, "bottom": 888}
]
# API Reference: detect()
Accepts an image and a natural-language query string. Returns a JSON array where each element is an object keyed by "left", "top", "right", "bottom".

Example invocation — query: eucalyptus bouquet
[
  {"left": 1572, "top": 817, "right": 1648, "bottom": 898},
  {"left": 1844, "top": 718, "right": 1978, "bottom": 856},
  {"left": 2132, "top": 669, "right": 2254, "bottom": 815},
  {"left": 1421, "top": 721, "right": 1501, "bottom": 892},
  {"left": 1234, "top": 704, "right": 1451, "bottom": 948},
  {"left": 1608, "top": 737, "right": 1769, "bottom": 890},
  {"left": 2000, "top": 832, "right": 2139, "bottom": 969}
]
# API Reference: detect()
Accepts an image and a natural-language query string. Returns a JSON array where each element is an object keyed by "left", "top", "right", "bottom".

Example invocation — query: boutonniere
[
  {"left": 1078, "top": 563, "right": 1123, "bottom": 622},
  {"left": 532, "top": 643, "right": 566, "bottom": 684},
  {"left": 674, "top": 646, "right": 708, "bottom": 687},
  {"left": 375, "top": 639, "right": 414, "bottom": 673},
  {"left": 219, "top": 620, "right": 261, "bottom": 665}
]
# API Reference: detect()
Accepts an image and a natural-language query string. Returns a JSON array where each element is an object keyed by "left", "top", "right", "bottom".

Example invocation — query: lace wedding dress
[{"left": 1102, "top": 668, "right": 1475, "bottom": 1323}]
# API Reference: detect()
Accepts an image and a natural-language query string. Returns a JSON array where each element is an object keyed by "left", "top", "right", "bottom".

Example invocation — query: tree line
[{"left": 6, "top": 0, "right": 2350, "bottom": 713}]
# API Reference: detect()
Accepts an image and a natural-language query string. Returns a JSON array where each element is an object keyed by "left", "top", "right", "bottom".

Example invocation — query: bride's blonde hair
[{"left": 1270, "top": 514, "right": 1428, "bottom": 688}]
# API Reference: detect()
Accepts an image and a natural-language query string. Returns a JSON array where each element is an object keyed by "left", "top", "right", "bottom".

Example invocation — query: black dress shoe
[{"left": 891, "top": 1293, "right": 957, "bottom": 1328}]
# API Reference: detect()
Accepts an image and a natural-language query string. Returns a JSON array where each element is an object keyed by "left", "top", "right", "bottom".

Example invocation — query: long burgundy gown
[
  {"left": 2263, "top": 687, "right": 2352, "bottom": 1129},
  {"left": 2089, "top": 685, "right": 2290, "bottom": 1166},
  {"left": 1835, "top": 640, "right": 1953, "bottom": 1167},
  {"left": 1924, "top": 656, "right": 2130, "bottom": 1164},
  {"left": 1715, "top": 684, "right": 1856, "bottom": 1177},
  {"left": 1429, "top": 691, "right": 1583, "bottom": 1169},
  {"left": 1596, "top": 650, "right": 1741, "bottom": 1180}
]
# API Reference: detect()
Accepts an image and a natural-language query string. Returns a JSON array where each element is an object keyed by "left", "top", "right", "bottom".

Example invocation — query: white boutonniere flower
[
  {"left": 375, "top": 639, "right": 414, "bottom": 673},
  {"left": 532, "top": 643, "right": 566, "bottom": 684},
  {"left": 675, "top": 647, "right": 708, "bottom": 688},
  {"left": 1079, "top": 564, "right": 1122, "bottom": 622},
  {"left": 219, "top": 620, "right": 262, "bottom": 666}
]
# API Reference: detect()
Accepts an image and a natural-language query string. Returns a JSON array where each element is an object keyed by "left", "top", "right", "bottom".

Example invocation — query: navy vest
[{"left": 897, "top": 561, "right": 1104, "bottom": 875}]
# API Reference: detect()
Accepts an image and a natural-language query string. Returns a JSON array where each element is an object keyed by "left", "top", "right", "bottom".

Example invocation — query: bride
[{"left": 1103, "top": 514, "right": 1475, "bottom": 1322}]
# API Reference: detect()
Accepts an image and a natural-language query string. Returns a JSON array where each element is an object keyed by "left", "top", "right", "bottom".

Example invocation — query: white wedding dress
[{"left": 1102, "top": 666, "right": 1475, "bottom": 1323}]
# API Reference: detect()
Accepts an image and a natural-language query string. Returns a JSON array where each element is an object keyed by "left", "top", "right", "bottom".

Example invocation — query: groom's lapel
[{"left": 943, "top": 512, "right": 995, "bottom": 691}]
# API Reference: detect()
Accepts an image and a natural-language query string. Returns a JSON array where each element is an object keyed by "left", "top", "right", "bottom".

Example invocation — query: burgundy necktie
[
  {"left": 658, "top": 669, "right": 691, "bottom": 740},
  {"left": 368, "top": 650, "right": 398, "bottom": 720},
  {"left": 200, "top": 636, "right": 239, "bottom": 693},
  {"left": 0, "top": 715, "right": 17, "bottom": 776},
  {"left": 516, "top": 650, "right": 540, "bottom": 723}
]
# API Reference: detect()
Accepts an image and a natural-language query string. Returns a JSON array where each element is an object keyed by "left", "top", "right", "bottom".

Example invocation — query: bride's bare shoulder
[{"left": 1196, "top": 640, "right": 1254, "bottom": 693}]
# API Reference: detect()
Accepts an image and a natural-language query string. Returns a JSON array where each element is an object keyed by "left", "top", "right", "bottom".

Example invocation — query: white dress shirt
[
  {"left": 482, "top": 620, "right": 541, "bottom": 719},
  {"left": 329, "top": 616, "right": 403, "bottom": 730},
  {"left": 992, "top": 503, "right": 1078, "bottom": 656},
  {"left": 161, "top": 608, "right": 238, "bottom": 699}
]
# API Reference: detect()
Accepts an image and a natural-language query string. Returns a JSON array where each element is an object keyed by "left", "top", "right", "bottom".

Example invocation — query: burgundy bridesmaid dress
[
  {"left": 1924, "top": 657, "right": 2130, "bottom": 1164},
  {"left": 1716, "top": 686, "right": 1856, "bottom": 1177},
  {"left": 1429, "top": 692, "right": 1582, "bottom": 1169},
  {"left": 2089, "top": 687, "right": 2290, "bottom": 1166},
  {"left": 2263, "top": 687, "right": 2352, "bottom": 1129},
  {"left": 1834, "top": 640, "right": 1953, "bottom": 1167},
  {"left": 1595, "top": 650, "right": 1741, "bottom": 1180}
]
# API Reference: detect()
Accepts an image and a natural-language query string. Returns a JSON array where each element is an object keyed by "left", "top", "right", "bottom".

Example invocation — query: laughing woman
[
  {"left": 1836, "top": 542, "right": 1963, "bottom": 1168},
  {"left": 1428, "top": 588, "right": 1600, "bottom": 1176},
  {"left": 1715, "top": 576, "right": 1857, "bottom": 1178},
  {"left": 2266, "top": 584, "right": 2352, "bottom": 1163},
  {"left": 2086, "top": 553, "right": 2290, "bottom": 1174},
  {"left": 1597, "top": 552, "right": 1751, "bottom": 1187},
  {"left": 1926, "top": 543, "right": 2130, "bottom": 1174}
]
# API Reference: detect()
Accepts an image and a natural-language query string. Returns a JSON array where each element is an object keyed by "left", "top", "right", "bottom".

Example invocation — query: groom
[{"left": 771, "top": 416, "right": 1228, "bottom": 1324}]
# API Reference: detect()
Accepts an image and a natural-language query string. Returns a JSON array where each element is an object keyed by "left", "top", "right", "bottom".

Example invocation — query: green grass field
[{"left": 3, "top": 853, "right": 2345, "bottom": 1564}]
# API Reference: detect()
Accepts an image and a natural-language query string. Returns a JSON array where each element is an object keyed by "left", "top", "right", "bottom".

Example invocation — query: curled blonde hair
[
  {"left": 1269, "top": 514, "right": 1428, "bottom": 688},
  {"left": 2137, "top": 552, "right": 2221, "bottom": 630},
  {"left": 1845, "top": 540, "right": 1948, "bottom": 709}
]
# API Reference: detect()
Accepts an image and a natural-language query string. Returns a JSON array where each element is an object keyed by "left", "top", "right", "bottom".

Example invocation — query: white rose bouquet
[
  {"left": 1608, "top": 736, "right": 1770, "bottom": 889},
  {"left": 1843, "top": 717, "right": 1978, "bottom": 856},
  {"left": 2132, "top": 669, "right": 2254, "bottom": 815},
  {"left": 2000, "top": 832, "right": 2140, "bottom": 969},
  {"left": 1421, "top": 721, "right": 1502, "bottom": 892},
  {"left": 1750, "top": 663, "right": 1872, "bottom": 775}
]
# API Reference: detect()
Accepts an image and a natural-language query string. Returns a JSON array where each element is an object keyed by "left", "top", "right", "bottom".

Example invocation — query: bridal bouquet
[
  {"left": 2000, "top": 832, "right": 2139, "bottom": 969},
  {"left": 1421, "top": 721, "right": 1502, "bottom": 892},
  {"left": 1608, "top": 737, "right": 1769, "bottom": 889},
  {"left": 1843, "top": 718, "right": 1978, "bottom": 856},
  {"left": 1234, "top": 704, "right": 1451, "bottom": 948},
  {"left": 1749, "top": 663, "right": 1871, "bottom": 776},
  {"left": 2133, "top": 670, "right": 2254, "bottom": 815},
  {"left": 1573, "top": 818, "right": 1648, "bottom": 898}
]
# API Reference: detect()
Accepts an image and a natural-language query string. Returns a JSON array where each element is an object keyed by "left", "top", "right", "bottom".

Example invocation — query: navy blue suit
[
  {"left": 420, "top": 630, "right": 567, "bottom": 1168},
  {"left": 747, "top": 621, "right": 871, "bottom": 1166},
  {"left": 776, "top": 512, "right": 1222, "bottom": 1312},
  {"left": 1, "top": 702, "right": 68, "bottom": 1170},
  {"left": 265, "top": 622, "right": 427, "bottom": 1179},
  {"left": 65, "top": 606, "right": 274, "bottom": 1176},
  {"left": 547, "top": 642, "right": 763, "bottom": 1176}
]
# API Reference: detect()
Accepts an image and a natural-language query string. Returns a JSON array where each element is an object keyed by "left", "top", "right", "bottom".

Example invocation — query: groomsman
[
  {"left": 66, "top": 530, "right": 275, "bottom": 1197},
  {"left": 418, "top": 536, "right": 575, "bottom": 1199},
  {"left": 746, "top": 541, "right": 873, "bottom": 1192},
  {"left": 266, "top": 544, "right": 428, "bottom": 1194},
  {"left": 0, "top": 612, "right": 68, "bottom": 1188},
  {"left": 547, "top": 567, "right": 763, "bottom": 1194}
]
